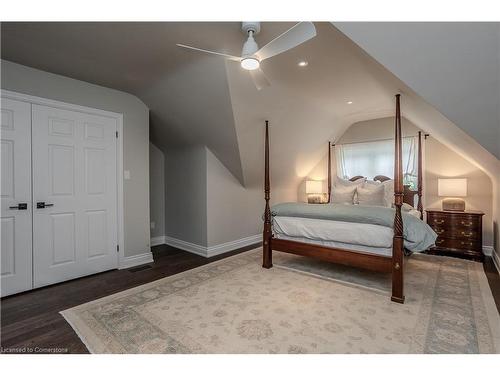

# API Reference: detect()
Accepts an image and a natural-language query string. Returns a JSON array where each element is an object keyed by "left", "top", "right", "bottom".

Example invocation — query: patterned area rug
[{"left": 61, "top": 249, "right": 500, "bottom": 353}]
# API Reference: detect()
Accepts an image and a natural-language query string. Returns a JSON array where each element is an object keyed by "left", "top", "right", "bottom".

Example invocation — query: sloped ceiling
[
  {"left": 334, "top": 22, "right": 500, "bottom": 160},
  {"left": 2, "top": 22, "right": 497, "bottom": 191},
  {"left": 0, "top": 22, "right": 295, "bottom": 185}
]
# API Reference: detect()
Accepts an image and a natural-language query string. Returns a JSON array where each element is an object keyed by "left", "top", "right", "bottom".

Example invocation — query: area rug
[{"left": 61, "top": 249, "right": 500, "bottom": 353}]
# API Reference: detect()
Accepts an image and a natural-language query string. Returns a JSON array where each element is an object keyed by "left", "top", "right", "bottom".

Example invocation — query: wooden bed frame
[{"left": 262, "top": 94, "right": 424, "bottom": 304}]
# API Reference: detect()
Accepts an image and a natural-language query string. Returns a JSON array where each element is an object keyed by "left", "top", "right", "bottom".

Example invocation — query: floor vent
[{"left": 128, "top": 265, "right": 153, "bottom": 273}]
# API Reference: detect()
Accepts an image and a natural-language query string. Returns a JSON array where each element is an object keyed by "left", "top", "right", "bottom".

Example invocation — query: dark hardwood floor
[
  {"left": 1, "top": 246, "right": 499, "bottom": 354},
  {"left": 483, "top": 256, "right": 500, "bottom": 313},
  {"left": 0, "top": 244, "right": 257, "bottom": 354}
]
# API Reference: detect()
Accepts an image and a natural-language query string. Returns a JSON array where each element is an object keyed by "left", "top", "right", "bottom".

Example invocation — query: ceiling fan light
[{"left": 241, "top": 57, "right": 260, "bottom": 70}]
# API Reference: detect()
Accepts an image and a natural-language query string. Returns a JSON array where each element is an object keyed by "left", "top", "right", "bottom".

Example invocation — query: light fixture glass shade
[
  {"left": 438, "top": 178, "right": 467, "bottom": 197},
  {"left": 306, "top": 180, "right": 323, "bottom": 194},
  {"left": 240, "top": 57, "right": 260, "bottom": 70}
]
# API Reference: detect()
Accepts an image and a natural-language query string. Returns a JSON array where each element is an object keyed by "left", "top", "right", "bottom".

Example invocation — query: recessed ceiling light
[
  {"left": 298, "top": 60, "right": 308, "bottom": 67},
  {"left": 347, "top": 101, "right": 353, "bottom": 104}
]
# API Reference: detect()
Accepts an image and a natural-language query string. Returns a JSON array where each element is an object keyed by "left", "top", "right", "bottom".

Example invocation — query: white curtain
[{"left": 336, "top": 137, "right": 418, "bottom": 188}]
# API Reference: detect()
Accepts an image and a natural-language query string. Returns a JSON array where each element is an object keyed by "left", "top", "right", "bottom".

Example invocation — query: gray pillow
[
  {"left": 330, "top": 186, "right": 356, "bottom": 204},
  {"left": 357, "top": 185, "right": 385, "bottom": 206}
]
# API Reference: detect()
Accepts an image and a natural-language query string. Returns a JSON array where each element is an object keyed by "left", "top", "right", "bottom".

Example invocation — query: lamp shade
[
  {"left": 306, "top": 180, "right": 323, "bottom": 194},
  {"left": 438, "top": 178, "right": 467, "bottom": 197}
]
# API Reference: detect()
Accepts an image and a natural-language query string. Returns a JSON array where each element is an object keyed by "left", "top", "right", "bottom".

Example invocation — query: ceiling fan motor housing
[{"left": 241, "top": 22, "right": 261, "bottom": 35}]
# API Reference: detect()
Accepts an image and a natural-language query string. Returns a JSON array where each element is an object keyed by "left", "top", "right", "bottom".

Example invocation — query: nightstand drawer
[{"left": 434, "top": 238, "right": 481, "bottom": 251}]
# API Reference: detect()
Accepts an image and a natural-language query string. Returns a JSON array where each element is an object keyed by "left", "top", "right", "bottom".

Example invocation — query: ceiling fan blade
[
  {"left": 249, "top": 68, "right": 270, "bottom": 91},
  {"left": 255, "top": 22, "right": 316, "bottom": 61},
  {"left": 176, "top": 44, "right": 241, "bottom": 61}
]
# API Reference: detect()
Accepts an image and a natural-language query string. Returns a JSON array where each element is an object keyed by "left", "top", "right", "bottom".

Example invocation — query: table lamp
[{"left": 438, "top": 178, "right": 467, "bottom": 211}]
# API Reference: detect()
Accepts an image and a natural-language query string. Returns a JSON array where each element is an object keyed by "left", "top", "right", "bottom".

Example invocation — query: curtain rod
[{"left": 332, "top": 134, "right": 425, "bottom": 147}]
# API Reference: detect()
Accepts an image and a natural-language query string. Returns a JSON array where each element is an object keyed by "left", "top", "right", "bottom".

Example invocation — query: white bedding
[{"left": 273, "top": 216, "right": 395, "bottom": 256}]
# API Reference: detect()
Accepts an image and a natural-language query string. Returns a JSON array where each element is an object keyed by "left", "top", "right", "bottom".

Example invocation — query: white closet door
[
  {"left": 1, "top": 98, "right": 33, "bottom": 297},
  {"left": 32, "top": 104, "right": 118, "bottom": 288}
]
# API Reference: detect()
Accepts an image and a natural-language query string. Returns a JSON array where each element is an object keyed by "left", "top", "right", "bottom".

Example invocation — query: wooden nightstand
[{"left": 426, "top": 210, "right": 484, "bottom": 262}]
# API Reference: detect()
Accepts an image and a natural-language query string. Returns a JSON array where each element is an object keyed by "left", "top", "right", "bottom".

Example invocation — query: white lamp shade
[
  {"left": 438, "top": 178, "right": 467, "bottom": 197},
  {"left": 306, "top": 180, "right": 323, "bottom": 194}
]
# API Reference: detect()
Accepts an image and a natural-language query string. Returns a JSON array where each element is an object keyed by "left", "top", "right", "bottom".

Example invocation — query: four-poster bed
[{"left": 262, "top": 94, "right": 434, "bottom": 304}]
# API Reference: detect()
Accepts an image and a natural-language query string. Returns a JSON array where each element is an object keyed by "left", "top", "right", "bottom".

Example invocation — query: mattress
[{"left": 272, "top": 216, "right": 394, "bottom": 256}]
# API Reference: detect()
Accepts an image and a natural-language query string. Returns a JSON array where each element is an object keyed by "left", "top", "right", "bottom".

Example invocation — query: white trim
[
  {"left": 118, "top": 252, "right": 154, "bottom": 269},
  {"left": 492, "top": 249, "right": 500, "bottom": 275},
  {"left": 207, "top": 234, "right": 261, "bottom": 257},
  {"left": 164, "top": 236, "right": 207, "bottom": 257},
  {"left": 482, "top": 245, "right": 494, "bottom": 256},
  {"left": 1, "top": 89, "right": 126, "bottom": 269},
  {"left": 151, "top": 235, "right": 166, "bottom": 247},
  {"left": 164, "top": 234, "right": 261, "bottom": 258}
]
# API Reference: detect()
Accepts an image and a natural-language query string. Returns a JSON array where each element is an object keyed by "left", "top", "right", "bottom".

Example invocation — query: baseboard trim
[
  {"left": 119, "top": 252, "right": 154, "bottom": 269},
  {"left": 482, "top": 245, "right": 494, "bottom": 256},
  {"left": 151, "top": 236, "right": 166, "bottom": 247},
  {"left": 491, "top": 249, "right": 500, "bottom": 275},
  {"left": 207, "top": 234, "right": 261, "bottom": 257},
  {"left": 164, "top": 236, "right": 207, "bottom": 257},
  {"left": 164, "top": 234, "right": 261, "bottom": 258}
]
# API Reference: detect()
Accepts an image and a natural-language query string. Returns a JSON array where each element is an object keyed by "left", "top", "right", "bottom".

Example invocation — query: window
[{"left": 336, "top": 137, "right": 418, "bottom": 188}]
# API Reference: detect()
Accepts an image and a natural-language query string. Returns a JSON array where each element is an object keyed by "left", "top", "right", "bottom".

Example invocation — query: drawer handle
[
  {"left": 435, "top": 229, "right": 445, "bottom": 234},
  {"left": 434, "top": 219, "right": 444, "bottom": 224},
  {"left": 436, "top": 239, "right": 445, "bottom": 244},
  {"left": 461, "top": 241, "right": 473, "bottom": 246},
  {"left": 461, "top": 231, "right": 473, "bottom": 237},
  {"left": 461, "top": 221, "right": 473, "bottom": 227}
]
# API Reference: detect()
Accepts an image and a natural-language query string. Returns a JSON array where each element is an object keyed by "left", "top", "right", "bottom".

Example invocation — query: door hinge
[
  {"left": 117, "top": 245, "right": 119, "bottom": 252},
  {"left": 116, "top": 131, "right": 118, "bottom": 138}
]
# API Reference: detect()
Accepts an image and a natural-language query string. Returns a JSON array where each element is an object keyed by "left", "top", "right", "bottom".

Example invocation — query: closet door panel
[
  {"left": 0, "top": 98, "right": 33, "bottom": 297},
  {"left": 32, "top": 104, "right": 118, "bottom": 288}
]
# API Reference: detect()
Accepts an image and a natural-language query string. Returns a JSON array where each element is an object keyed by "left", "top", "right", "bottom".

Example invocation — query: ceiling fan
[{"left": 176, "top": 22, "right": 317, "bottom": 90}]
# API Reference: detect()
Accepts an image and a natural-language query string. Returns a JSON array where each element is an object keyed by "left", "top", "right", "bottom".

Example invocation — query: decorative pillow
[
  {"left": 335, "top": 176, "right": 366, "bottom": 187},
  {"left": 356, "top": 185, "right": 385, "bottom": 206},
  {"left": 401, "top": 202, "right": 414, "bottom": 211},
  {"left": 382, "top": 179, "right": 394, "bottom": 207},
  {"left": 330, "top": 186, "right": 356, "bottom": 205}
]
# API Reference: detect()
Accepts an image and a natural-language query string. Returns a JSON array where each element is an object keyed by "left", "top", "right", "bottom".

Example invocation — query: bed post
[
  {"left": 392, "top": 94, "right": 405, "bottom": 304},
  {"left": 263, "top": 120, "right": 273, "bottom": 269},
  {"left": 327, "top": 141, "right": 332, "bottom": 203},
  {"left": 417, "top": 131, "right": 423, "bottom": 220}
]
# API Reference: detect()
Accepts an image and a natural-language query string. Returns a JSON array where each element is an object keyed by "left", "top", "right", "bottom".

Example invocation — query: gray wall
[
  {"left": 165, "top": 146, "right": 207, "bottom": 246},
  {"left": 1, "top": 60, "right": 151, "bottom": 258},
  {"left": 149, "top": 142, "right": 165, "bottom": 239},
  {"left": 206, "top": 148, "right": 262, "bottom": 246}
]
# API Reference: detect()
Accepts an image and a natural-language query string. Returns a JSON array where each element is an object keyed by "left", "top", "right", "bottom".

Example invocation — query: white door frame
[{"left": 0, "top": 89, "right": 126, "bottom": 269}]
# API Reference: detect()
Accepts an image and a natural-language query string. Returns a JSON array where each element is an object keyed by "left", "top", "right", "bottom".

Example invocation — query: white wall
[
  {"left": 1, "top": 60, "right": 151, "bottom": 258},
  {"left": 311, "top": 117, "right": 494, "bottom": 248},
  {"left": 149, "top": 142, "right": 165, "bottom": 239},
  {"left": 334, "top": 22, "right": 500, "bottom": 264}
]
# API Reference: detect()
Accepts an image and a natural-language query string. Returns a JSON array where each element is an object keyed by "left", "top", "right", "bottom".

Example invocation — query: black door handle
[
  {"left": 9, "top": 203, "right": 28, "bottom": 210},
  {"left": 37, "top": 202, "right": 54, "bottom": 209}
]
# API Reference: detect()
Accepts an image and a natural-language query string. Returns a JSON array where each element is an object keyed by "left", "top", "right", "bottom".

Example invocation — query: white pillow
[
  {"left": 335, "top": 176, "right": 366, "bottom": 187},
  {"left": 401, "top": 202, "right": 414, "bottom": 211},
  {"left": 357, "top": 185, "right": 385, "bottom": 206},
  {"left": 382, "top": 179, "right": 394, "bottom": 207},
  {"left": 330, "top": 186, "right": 356, "bottom": 204}
]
